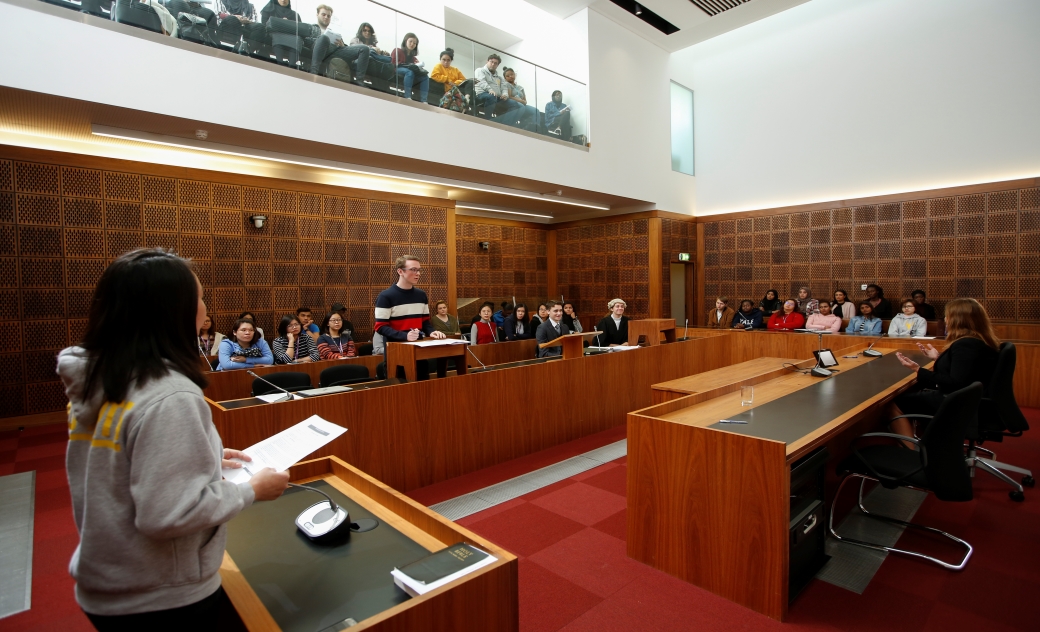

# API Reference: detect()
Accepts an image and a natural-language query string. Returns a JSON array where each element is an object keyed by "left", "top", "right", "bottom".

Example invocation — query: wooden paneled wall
[
  {"left": 698, "top": 183, "right": 1040, "bottom": 320},
  {"left": 0, "top": 145, "right": 451, "bottom": 418},
  {"left": 454, "top": 218, "right": 549, "bottom": 321},
  {"left": 660, "top": 218, "right": 697, "bottom": 319}
]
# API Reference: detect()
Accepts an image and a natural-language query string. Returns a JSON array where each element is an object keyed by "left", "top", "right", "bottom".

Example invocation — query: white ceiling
[{"left": 526, "top": 0, "right": 811, "bottom": 52}]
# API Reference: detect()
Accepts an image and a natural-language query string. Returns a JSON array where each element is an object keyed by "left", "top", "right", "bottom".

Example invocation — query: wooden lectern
[
  {"left": 386, "top": 340, "right": 469, "bottom": 381},
  {"left": 627, "top": 319, "right": 677, "bottom": 346},
  {"left": 537, "top": 331, "right": 601, "bottom": 359}
]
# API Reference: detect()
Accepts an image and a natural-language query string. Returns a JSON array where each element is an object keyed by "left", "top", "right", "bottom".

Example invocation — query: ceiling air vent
[{"left": 690, "top": 0, "right": 752, "bottom": 17}]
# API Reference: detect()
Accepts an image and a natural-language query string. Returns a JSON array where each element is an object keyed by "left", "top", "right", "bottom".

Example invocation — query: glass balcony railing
[{"left": 37, "top": 0, "right": 589, "bottom": 145}]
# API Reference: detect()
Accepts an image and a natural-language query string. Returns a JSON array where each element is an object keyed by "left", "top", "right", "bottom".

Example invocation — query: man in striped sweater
[{"left": 375, "top": 254, "right": 446, "bottom": 380}]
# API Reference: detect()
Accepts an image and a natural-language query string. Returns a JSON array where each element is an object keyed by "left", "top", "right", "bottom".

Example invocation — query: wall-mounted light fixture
[{"left": 249, "top": 214, "right": 267, "bottom": 229}]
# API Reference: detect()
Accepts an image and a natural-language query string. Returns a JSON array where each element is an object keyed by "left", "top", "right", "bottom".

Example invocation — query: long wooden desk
[
  {"left": 627, "top": 347, "right": 928, "bottom": 621},
  {"left": 221, "top": 456, "right": 518, "bottom": 631},
  {"left": 651, "top": 356, "right": 803, "bottom": 404}
]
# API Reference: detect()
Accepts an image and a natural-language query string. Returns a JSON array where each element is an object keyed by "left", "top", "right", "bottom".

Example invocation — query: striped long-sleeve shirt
[
  {"left": 271, "top": 334, "right": 320, "bottom": 364},
  {"left": 374, "top": 284, "right": 435, "bottom": 342}
]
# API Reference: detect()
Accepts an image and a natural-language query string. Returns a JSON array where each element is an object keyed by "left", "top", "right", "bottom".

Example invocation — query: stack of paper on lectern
[
  {"left": 587, "top": 345, "right": 640, "bottom": 352},
  {"left": 221, "top": 415, "right": 346, "bottom": 485},
  {"left": 391, "top": 542, "right": 496, "bottom": 597},
  {"left": 409, "top": 338, "right": 469, "bottom": 347}
]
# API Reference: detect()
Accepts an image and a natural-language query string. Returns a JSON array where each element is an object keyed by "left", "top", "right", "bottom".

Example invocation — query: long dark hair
[
  {"left": 81, "top": 249, "right": 206, "bottom": 403},
  {"left": 277, "top": 314, "right": 301, "bottom": 338},
  {"left": 400, "top": 32, "right": 419, "bottom": 57},
  {"left": 513, "top": 303, "right": 529, "bottom": 324},
  {"left": 356, "top": 22, "right": 376, "bottom": 45}
]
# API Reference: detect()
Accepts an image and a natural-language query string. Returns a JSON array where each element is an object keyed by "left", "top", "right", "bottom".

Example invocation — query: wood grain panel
[{"left": 466, "top": 339, "right": 539, "bottom": 367}]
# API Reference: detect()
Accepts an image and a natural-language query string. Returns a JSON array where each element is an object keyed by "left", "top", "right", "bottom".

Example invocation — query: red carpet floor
[{"left": 3, "top": 412, "right": 1039, "bottom": 631}]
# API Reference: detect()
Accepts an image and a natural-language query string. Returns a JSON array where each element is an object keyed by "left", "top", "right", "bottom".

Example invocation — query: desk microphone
[
  {"left": 863, "top": 334, "right": 885, "bottom": 357},
  {"left": 246, "top": 371, "right": 292, "bottom": 402},
  {"left": 466, "top": 345, "right": 487, "bottom": 369},
  {"left": 593, "top": 326, "right": 603, "bottom": 347},
  {"left": 287, "top": 482, "right": 351, "bottom": 543}
]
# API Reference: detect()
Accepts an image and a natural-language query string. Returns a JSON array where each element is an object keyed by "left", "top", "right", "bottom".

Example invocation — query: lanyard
[
  {"left": 332, "top": 336, "right": 343, "bottom": 354},
  {"left": 200, "top": 336, "right": 211, "bottom": 355}
]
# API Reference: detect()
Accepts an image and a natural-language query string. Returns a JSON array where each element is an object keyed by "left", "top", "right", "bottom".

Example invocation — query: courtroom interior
[{"left": 0, "top": 0, "right": 1038, "bottom": 630}]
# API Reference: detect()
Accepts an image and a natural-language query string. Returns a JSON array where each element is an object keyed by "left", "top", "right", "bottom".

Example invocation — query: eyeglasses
[{"left": 403, "top": 267, "right": 422, "bottom": 273}]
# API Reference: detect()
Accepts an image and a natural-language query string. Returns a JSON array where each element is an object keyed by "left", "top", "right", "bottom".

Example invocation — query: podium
[
  {"left": 221, "top": 456, "right": 518, "bottom": 631},
  {"left": 386, "top": 340, "right": 469, "bottom": 381},
  {"left": 537, "top": 331, "right": 601, "bottom": 359},
  {"left": 627, "top": 319, "right": 677, "bottom": 346}
]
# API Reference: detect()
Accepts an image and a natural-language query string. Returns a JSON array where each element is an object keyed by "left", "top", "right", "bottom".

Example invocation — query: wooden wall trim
[
  {"left": 694, "top": 177, "right": 1040, "bottom": 223},
  {"left": 455, "top": 215, "right": 548, "bottom": 230},
  {"left": 0, "top": 144, "right": 456, "bottom": 208},
  {"left": 694, "top": 223, "right": 706, "bottom": 327},
  {"left": 551, "top": 209, "right": 693, "bottom": 230},
  {"left": 648, "top": 218, "right": 663, "bottom": 318},
  {"left": 447, "top": 209, "right": 458, "bottom": 314},
  {"left": 546, "top": 230, "right": 558, "bottom": 300}
]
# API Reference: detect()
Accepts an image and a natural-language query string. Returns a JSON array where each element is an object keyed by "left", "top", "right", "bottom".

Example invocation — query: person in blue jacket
[
  {"left": 846, "top": 301, "right": 883, "bottom": 335},
  {"left": 218, "top": 319, "right": 274, "bottom": 370},
  {"left": 731, "top": 300, "right": 764, "bottom": 329}
]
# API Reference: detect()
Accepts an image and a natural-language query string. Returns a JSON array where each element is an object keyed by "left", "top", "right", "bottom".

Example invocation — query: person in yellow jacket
[{"left": 430, "top": 48, "right": 473, "bottom": 108}]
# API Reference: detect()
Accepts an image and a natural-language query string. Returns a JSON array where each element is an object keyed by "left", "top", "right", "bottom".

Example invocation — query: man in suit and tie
[{"left": 536, "top": 301, "right": 570, "bottom": 358}]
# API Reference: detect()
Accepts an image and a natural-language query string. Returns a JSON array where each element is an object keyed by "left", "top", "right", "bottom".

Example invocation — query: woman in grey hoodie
[
  {"left": 888, "top": 299, "right": 928, "bottom": 337},
  {"left": 59, "top": 249, "right": 289, "bottom": 628}
]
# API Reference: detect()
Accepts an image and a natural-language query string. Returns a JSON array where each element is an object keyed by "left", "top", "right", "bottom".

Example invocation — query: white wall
[
  {"left": 0, "top": 1, "right": 696, "bottom": 214},
  {"left": 669, "top": 0, "right": 1040, "bottom": 216}
]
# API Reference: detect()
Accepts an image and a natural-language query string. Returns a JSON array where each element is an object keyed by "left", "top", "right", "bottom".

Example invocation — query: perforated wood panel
[
  {"left": 455, "top": 220, "right": 548, "bottom": 322},
  {"left": 661, "top": 218, "right": 696, "bottom": 319},
  {"left": 701, "top": 187, "right": 1038, "bottom": 321},
  {"left": 0, "top": 157, "right": 450, "bottom": 418}
]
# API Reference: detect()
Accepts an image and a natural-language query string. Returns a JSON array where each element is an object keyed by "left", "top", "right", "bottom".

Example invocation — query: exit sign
[{"left": 678, "top": 253, "right": 691, "bottom": 261}]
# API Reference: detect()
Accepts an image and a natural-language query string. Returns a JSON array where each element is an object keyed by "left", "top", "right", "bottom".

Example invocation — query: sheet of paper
[
  {"left": 409, "top": 338, "right": 469, "bottom": 347},
  {"left": 255, "top": 392, "right": 293, "bottom": 403},
  {"left": 610, "top": 345, "right": 641, "bottom": 351},
  {"left": 221, "top": 415, "right": 347, "bottom": 485},
  {"left": 911, "top": 336, "right": 937, "bottom": 339}
]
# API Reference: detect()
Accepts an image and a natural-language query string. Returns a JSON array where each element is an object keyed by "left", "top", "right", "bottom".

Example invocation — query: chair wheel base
[
  {"left": 1009, "top": 490, "right": 1025, "bottom": 502},
  {"left": 1023, "top": 475, "right": 1035, "bottom": 487}
]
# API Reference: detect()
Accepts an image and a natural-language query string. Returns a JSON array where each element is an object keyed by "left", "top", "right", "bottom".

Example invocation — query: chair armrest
[{"left": 889, "top": 414, "right": 934, "bottom": 422}]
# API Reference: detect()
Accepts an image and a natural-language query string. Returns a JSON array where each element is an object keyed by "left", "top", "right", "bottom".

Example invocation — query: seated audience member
[
  {"left": 237, "top": 311, "right": 264, "bottom": 338},
  {"left": 531, "top": 303, "right": 549, "bottom": 329},
  {"left": 317, "top": 312, "right": 356, "bottom": 359},
  {"left": 474, "top": 54, "right": 509, "bottom": 120},
  {"left": 864, "top": 284, "right": 893, "bottom": 319},
  {"left": 493, "top": 301, "right": 512, "bottom": 328},
  {"left": 218, "top": 319, "right": 273, "bottom": 370},
  {"left": 136, "top": 0, "right": 178, "bottom": 37},
  {"left": 350, "top": 22, "right": 390, "bottom": 62},
  {"left": 911, "top": 289, "right": 937, "bottom": 320},
  {"left": 431, "top": 300, "right": 461, "bottom": 336},
  {"left": 767, "top": 299, "right": 806, "bottom": 331},
  {"left": 217, "top": 0, "right": 269, "bottom": 55},
  {"left": 706, "top": 297, "right": 736, "bottom": 329},
  {"left": 430, "top": 48, "right": 473, "bottom": 100},
  {"left": 328, "top": 303, "right": 355, "bottom": 340},
  {"left": 260, "top": 0, "right": 303, "bottom": 67},
  {"left": 502, "top": 67, "right": 537, "bottom": 128},
  {"left": 309, "top": 4, "right": 369, "bottom": 82},
  {"left": 795, "top": 286, "right": 819, "bottom": 317},
  {"left": 166, "top": 0, "right": 219, "bottom": 34},
  {"left": 889, "top": 299, "right": 928, "bottom": 337},
  {"left": 504, "top": 303, "right": 533, "bottom": 340},
  {"left": 806, "top": 302, "right": 842, "bottom": 333},
  {"left": 545, "top": 90, "right": 571, "bottom": 137},
  {"left": 890, "top": 297, "right": 999, "bottom": 439},
  {"left": 198, "top": 314, "right": 225, "bottom": 358},
  {"left": 296, "top": 307, "right": 320, "bottom": 341},
  {"left": 846, "top": 301, "right": 882, "bottom": 335},
  {"left": 470, "top": 304, "right": 498, "bottom": 345},
  {"left": 731, "top": 300, "right": 764, "bottom": 329},
  {"left": 536, "top": 301, "right": 570, "bottom": 358},
  {"left": 272, "top": 314, "right": 320, "bottom": 364},
  {"left": 391, "top": 32, "right": 429, "bottom": 102},
  {"left": 596, "top": 298, "right": 629, "bottom": 347},
  {"left": 759, "top": 289, "right": 781, "bottom": 317},
  {"left": 831, "top": 289, "right": 856, "bottom": 320},
  {"left": 562, "top": 302, "right": 583, "bottom": 333},
  {"left": 471, "top": 301, "right": 496, "bottom": 325}
]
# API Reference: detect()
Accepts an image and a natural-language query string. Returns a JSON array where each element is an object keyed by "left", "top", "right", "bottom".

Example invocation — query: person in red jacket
[{"left": 767, "top": 299, "right": 806, "bottom": 331}]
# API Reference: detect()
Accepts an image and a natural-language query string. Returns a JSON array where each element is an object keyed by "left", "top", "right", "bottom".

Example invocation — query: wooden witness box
[
  {"left": 385, "top": 340, "right": 469, "bottom": 381},
  {"left": 220, "top": 456, "right": 518, "bottom": 631},
  {"left": 627, "top": 319, "right": 677, "bottom": 346},
  {"left": 537, "top": 331, "right": 601, "bottom": 359}
]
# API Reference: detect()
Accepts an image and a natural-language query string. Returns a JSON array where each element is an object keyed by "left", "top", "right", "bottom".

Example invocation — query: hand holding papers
[{"left": 222, "top": 415, "right": 347, "bottom": 485}]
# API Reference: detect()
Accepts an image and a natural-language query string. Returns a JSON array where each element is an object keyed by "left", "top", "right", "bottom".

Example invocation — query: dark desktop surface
[
  {"left": 219, "top": 378, "right": 405, "bottom": 409},
  {"left": 225, "top": 481, "right": 429, "bottom": 631},
  {"left": 707, "top": 351, "right": 928, "bottom": 444}
]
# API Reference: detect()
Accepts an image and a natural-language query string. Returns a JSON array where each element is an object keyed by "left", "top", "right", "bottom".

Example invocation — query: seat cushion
[{"left": 840, "top": 445, "right": 929, "bottom": 489}]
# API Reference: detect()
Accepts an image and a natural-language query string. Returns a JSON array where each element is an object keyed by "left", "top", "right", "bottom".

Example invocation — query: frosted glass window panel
[{"left": 671, "top": 82, "right": 694, "bottom": 176}]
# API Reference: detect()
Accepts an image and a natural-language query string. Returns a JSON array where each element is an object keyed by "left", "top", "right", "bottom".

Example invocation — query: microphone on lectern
[
  {"left": 287, "top": 482, "right": 351, "bottom": 542},
  {"left": 247, "top": 371, "right": 292, "bottom": 402}
]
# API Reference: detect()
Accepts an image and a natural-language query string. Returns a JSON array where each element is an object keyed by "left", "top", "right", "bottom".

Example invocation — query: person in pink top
[{"left": 805, "top": 301, "right": 842, "bottom": 333}]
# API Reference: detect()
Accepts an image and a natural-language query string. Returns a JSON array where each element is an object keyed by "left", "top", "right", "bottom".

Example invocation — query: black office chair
[
  {"left": 828, "top": 382, "right": 983, "bottom": 571},
  {"left": 966, "top": 342, "right": 1033, "bottom": 501},
  {"left": 250, "top": 371, "right": 312, "bottom": 396},
  {"left": 318, "top": 364, "right": 372, "bottom": 388},
  {"left": 111, "top": 0, "right": 164, "bottom": 34}
]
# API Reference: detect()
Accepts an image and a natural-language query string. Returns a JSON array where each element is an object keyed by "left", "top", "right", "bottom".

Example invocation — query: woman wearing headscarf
[
  {"left": 260, "top": 0, "right": 302, "bottom": 67},
  {"left": 795, "top": 286, "right": 819, "bottom": 317},
  {"left": 759, "top": 289, "right": 781, "bottom": 318}
]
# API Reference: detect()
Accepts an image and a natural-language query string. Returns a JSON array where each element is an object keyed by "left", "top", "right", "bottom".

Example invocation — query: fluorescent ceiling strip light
[
  {"left": 90, "top": 125, "right": 610, "bottom": 210},
  {"left": 455, "top": 204, "right": 554, "bottom": 219}
]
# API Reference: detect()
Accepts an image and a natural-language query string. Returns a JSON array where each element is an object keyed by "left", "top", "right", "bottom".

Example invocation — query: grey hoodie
[{"left": 58, "top": 347, "right": 255, "bottom": 615}]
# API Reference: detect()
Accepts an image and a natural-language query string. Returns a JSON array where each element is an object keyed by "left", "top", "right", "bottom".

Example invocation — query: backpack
[{"left": 439, "top": 84, "right": 465, "bottom": 113}]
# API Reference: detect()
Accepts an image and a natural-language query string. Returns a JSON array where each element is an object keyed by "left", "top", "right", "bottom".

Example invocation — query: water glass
[{"left": 740, "top": 385, "right": 754, "bottom": 407}]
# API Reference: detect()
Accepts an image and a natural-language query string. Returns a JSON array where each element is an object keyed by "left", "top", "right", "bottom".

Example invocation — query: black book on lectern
[{"left": 398, "top": 542, "right": 489, "bottom": 584}]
